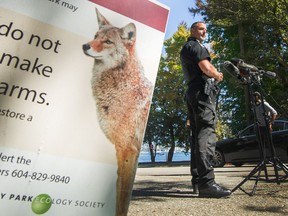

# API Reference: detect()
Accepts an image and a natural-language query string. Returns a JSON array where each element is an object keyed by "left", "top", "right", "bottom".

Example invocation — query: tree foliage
[
  {"left": 190, "top": 0, "right": 288, "bottom": 133},
  {"left": 144, "top": 24, "right": 190, "bottom": 162}
]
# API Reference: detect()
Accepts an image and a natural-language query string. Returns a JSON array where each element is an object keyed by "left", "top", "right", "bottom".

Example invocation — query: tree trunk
[
  {"left": 238, "top": 22, "right": 252, "bottom": 124},
  {"left": 148, "top": 142, "right": 155, "bottom": 162},
  {"left": 237, "top": 21, "right": 245, "bottom": 56},
  {"left": 167, "top": 145, "right": 175, "bottom": 162},
  {"left": 167, "top": 124, "right": 175, "bottom": 162},
  {"left": 244, "top": 84, "right": 253, "bottom": 125}
]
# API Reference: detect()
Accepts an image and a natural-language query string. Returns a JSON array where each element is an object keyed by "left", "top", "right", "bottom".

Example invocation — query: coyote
[{"left": 82, "top": 8, "right": 153, "bottom": 216}]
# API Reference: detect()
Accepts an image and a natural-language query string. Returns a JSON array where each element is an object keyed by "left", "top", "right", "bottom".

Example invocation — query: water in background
[{"left": 139, "top": 151, "right": 190, "bottom": 163}]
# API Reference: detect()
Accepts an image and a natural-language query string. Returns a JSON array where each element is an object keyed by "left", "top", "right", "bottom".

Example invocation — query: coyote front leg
[{"left": 115, "top": 145, "right": 139, "bottom": 216}]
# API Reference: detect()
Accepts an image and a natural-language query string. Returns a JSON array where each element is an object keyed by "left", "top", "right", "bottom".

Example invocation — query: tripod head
[{"left": 223, "top": 58, "right": 277, "bottom": 85}]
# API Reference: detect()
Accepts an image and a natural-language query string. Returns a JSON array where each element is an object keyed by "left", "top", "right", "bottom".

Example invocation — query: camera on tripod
[
  {"left": 223, "top": 58, "right": 276, "bottom": 80},
  {"left": 221, "top": 57, "right": 288, "bottom": 196}
]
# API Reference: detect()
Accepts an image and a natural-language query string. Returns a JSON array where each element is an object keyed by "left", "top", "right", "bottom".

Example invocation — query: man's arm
[
  {"left": 198, "top": 59, "right": 223, "bottom": 82},
  {"left": 264, "top": 101, "right": 278, "bottom": 131},
  {"left": 265, "top": 102, "right": 278, "bottom": 122}
]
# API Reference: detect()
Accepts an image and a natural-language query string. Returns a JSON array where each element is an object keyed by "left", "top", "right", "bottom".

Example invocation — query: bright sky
[{"left": 157, "top": 0, "right": 203, "bottom": 39}]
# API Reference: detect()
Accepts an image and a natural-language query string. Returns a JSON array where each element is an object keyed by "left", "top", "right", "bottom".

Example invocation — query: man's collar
[
  {"left": 188, "top": 37, "right": 197, "bottom": 42},
  {"left": 188, "top": 37, "right": 204, "bottom": 47}
]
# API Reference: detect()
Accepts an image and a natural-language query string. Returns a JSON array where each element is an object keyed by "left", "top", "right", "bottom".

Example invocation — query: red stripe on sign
[{"left": 89, "top": 0, "right": 169, "bottom": 32}]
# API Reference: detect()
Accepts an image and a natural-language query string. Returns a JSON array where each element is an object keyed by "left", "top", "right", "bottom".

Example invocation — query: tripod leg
[
  {"left": 263, "top": 161, "right": 269, "bottom": 181},
  {"left": 250, "top": 161, "right": 272, "bottom": 195},
  {"left": 276, "top": 158, "right": 288, "bottom": 173},
  {"left": 231, "top": 161, "right": 265, "bottom": 194},
  {"left": 270, "top": 157, "right": 280, "bottom": 184},
  {"left": 274, "top": 158, "right": 288, "bottom": 181}
]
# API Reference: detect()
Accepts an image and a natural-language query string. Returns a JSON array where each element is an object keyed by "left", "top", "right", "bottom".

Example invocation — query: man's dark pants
[
  {"left": 186, "top": 85, "right": 216, "bottom": 188},
  {"left": 188, "top": 126, "right": 199, "bottom": 185}
]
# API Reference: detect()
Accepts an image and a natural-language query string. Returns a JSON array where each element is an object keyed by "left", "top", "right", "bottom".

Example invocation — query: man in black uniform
[{"left": 180, "top": 21, "right": 231, "bottom": 198}]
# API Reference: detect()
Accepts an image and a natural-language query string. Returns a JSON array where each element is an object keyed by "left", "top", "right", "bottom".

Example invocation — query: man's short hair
[
  {"left": 253, "top": 91, "right": 261, "bottom": 97},
  {"left": 190, "top": 21, "right": 205, "bottom": 30}
]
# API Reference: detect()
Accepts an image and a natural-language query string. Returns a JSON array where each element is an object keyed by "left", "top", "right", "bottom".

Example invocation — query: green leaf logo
[{"left": 31, "top": 194, "right": 52, "bottom": 215}]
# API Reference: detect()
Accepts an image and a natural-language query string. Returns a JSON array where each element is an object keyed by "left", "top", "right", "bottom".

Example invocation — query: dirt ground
[{"left": 128, "top": 164, "right": 288, "bottom": 216}]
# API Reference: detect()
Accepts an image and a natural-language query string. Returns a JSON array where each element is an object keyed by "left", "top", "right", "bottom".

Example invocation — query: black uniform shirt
[{"left": 180, "top": 37, "right": 211, "bottom": 84}]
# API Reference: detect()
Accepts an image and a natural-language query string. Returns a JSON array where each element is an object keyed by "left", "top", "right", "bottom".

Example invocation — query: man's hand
[
  {"left": 216, "top": 72, "right": 223, "bottom": 82},
  {"left": 269, "top": 122, "right": 273, "bottom": 132}
]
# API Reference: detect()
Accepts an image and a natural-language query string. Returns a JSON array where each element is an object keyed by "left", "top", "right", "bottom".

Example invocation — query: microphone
[
  {"left": 223, "top": 61, "right": 241, "bottom": 79},
  {"left": 223, "top": 59, "right": 277, "bottom": 81},
  {"left": 231, "top": 58, "right": 258, "bottom": 71},
  {"left": 259, "top": 70, "right": 277, "bottom": 78}
]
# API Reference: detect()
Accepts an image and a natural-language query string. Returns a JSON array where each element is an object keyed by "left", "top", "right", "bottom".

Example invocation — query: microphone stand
[{"left": 231, "top": 71, "right": 288, "bottom": 196}]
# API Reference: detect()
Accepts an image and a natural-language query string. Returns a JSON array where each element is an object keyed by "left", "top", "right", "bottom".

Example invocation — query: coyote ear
[
  {"left": 121, "top": 23, "right": 136, "bottom": 45},
  {"left": 95, "top": 8, "right": 110, "bottom": 28}
]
